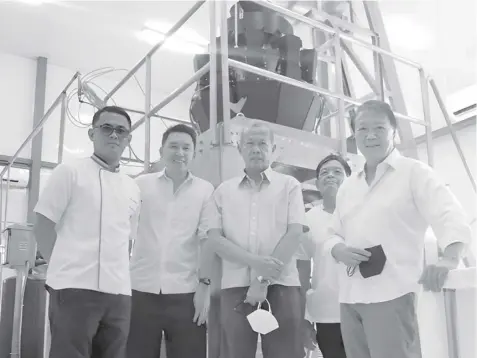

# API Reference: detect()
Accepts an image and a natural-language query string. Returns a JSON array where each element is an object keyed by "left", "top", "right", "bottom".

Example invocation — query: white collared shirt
[
  {"left": 210, "top": 168, "right": 306, "bottom": 289},
  {"left": 302, "top": 205, "right": 341, "bottom": 323},
  {"left": 34, "top": 157, "right": 141, "bottom": 295},
  {"left": 324, "top": 150, "right": 472, "bottom": 304},
  {"left": 130, "top": 170, "right": 214, "bottom": 294}
]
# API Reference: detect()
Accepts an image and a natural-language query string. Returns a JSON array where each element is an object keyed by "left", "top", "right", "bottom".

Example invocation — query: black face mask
[{"left": 359, "top": 245, "right": 387, "bottom": 278}]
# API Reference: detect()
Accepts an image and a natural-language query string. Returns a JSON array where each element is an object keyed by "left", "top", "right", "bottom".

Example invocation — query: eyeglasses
[{"left": 95, "top": 124, "right": 130, "bottom": 139}]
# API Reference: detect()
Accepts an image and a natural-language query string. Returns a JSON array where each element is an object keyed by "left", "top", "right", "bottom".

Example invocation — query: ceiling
[{"left": 0, "top": 0, "right": 475, "bottom": 114}]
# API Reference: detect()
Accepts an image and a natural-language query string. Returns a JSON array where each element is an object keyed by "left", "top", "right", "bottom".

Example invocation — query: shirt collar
[
  {"left": 358, "top": 149, "right": 401, "bottom": 177},
  {"left": 91, "top": 154, "right": 120, "bottom": 173},
  {"left": 239, "top": 167, "right": 274, "bottom": 187},
  {"left": 158, "top": 169, "right": 194, "bottom": 183}
]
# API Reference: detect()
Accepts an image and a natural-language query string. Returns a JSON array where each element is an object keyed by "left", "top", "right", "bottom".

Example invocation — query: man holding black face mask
[{"left": 325, "top": 100, "right": 472, "bottom": 358}]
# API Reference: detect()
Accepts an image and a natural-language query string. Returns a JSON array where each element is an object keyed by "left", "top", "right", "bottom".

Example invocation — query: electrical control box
[{"left": 5, "top": 224, "right": 36, "bottom": 268}]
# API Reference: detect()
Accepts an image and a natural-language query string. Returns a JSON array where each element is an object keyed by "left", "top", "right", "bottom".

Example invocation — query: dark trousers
[
  {"left": 340, "top": 293, "right": 422, "bottom": 358},
  {"left": 316, "top": 323, "right": 346, "bottom": 358},
  {"left": 48, "top": 288, "right": 131, "bottom": 358},
  {"left": 220, "top": 285, "right": 303, "bottom": 358},
  {"left": 127, "top": 290, "right": 206, "bottom": 358}
]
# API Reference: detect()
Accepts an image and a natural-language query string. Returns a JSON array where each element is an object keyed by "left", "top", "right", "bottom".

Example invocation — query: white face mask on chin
[{"left": 246, "top": 299, "right": 279, "bottom": 335}]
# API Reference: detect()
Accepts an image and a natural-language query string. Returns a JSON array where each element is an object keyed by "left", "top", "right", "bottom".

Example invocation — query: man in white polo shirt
[
  {"left": 33, "top": 106, "right": 141, "bottom": 358},
  {"left": 325, "top": 100, "right": 472, "bottom": 358},
  {"left": 127, "top": 124, "right": 214, "bottom": 358},
  {"left": 300, "top": 153, "right": 351, "bottom": 358},
  {"left": 207, "top": 121, "right": 306, "bottom": 358}
]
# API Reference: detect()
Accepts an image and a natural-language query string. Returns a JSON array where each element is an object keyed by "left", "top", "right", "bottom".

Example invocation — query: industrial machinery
[
  {"left": 190, "top": 1, "right": 324, "bottom": 133},
  {"left": 0, "top": 225, "right": 47, "bottom": 358}
]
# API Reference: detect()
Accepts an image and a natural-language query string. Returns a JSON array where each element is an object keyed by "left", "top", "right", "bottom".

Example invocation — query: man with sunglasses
[{"left": 34, "top": 106, "right": 141, "bottom": 358}]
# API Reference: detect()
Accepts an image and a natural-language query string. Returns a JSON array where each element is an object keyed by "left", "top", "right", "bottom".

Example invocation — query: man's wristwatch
[
  {"left": 257, "top": 276, "right": 271, "bottom": 286},
  {"left": 199, "top": 278, "right": 211, "bottom": 286}
]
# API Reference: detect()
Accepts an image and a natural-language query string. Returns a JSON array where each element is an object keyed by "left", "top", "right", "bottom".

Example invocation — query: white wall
[
  {"left": 417, "top": 124, "right": 476, "bottom": 222},
  {"left": 0, "top": 52, "right": 193, "bottom": 166}
]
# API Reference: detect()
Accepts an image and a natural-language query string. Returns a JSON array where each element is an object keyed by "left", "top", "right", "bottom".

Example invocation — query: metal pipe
[
  {"left": 443, "top": 290, "right": 460, "bottom": 358},
  {"left": 291, "top": 6, "right": 377, "bottom": 37},
  {"left": 220, "top": 0, "right": 231, "bottom": 143},
  {"left": 0, "top": 72, "right": 79, "bottom": 180},
  {"left": 104, "top": 0, "right": 206, "bottom": 103},
  {"left": 253, "top": 0, "right": 422, "bottom": 69},
  {"left": 228, "top": 59, "right": 427, "bottom": 126},
  {"left": 144, "top": 55, "right": 152, "bottom": 172},
  {"left": 234, "top": 3, "right": 239, "bottom": 48},
  {"left": 121, "top": 107, "right": 190, "bottom": 125},
  {"left": 11, "top": 264, "right": 29, "bottom": 358},
  {"left": 131, "top": 63, "right": 211, "bottom": 132},
  {"left": 340, "top": 40, "right": 380, "bottom": 95},
  {"left": 320, "top": 93, "right": 377, "bottom": 122},
  {"left": 419, "top": 69, "right": 433, "bottom": 167},
  {"left": 374, "top": 36, "right": 385, "bottom": 101},
  {"left": 429, "top": 77, "right": 476, "bottom": 192},
  {"left": 334, "top": 34, "right": 347, "bottom": 155},
  {"left": 209, "top": 0, "right": 218, "bottom": 142},
  {"left": 58, "top": 92, "right": 67, "bottom": 164},
  {"left": 3, "top": 166, "right": 12, "bottom": 232}
]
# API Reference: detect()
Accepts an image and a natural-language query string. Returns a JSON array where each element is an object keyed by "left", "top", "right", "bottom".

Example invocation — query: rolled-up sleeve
[
  {"left": 208, "top": 184, "right": 224, "bottom": 232},
  {"left": 34, "top": 164, "right": 74, "bottom": 224},
  {"left": 197, "top": 183, "right": 215, "bottom": 240},
  {"left": 411, "top": 162, "right": 472, "bottom": 250},
  {"left": 287, "top": 178, "right": 306, "bottom": 226}
]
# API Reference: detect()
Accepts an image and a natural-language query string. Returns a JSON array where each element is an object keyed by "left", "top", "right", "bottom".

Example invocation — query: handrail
[
  {"left": 104, "top": 0, "right": 206, "bottom": 103},
  {"left": 131, "top": 63, "right": 211, "bottom": 132},
  {"left": 428, "top": 77, "right": 477, "bottom": 192},
  {"left": 0, "top": 72, "right": 80, "bottom": 181},
  {"left": 253, "top": 0, "right": 422, "bottom": 69}
]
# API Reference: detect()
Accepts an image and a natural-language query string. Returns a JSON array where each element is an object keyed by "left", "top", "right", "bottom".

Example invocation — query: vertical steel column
[
  {"left": 314, "top": 1, "right": 331, "bottom": 137},
  {"left": 209, "top": 0, "right": 218, "bottom": 142},
  {"left": 144, "top": 55, "right": 152, "bottom": 172},
  {"left": 334, "top": 34, "right": 347, "bottom": 155},
  {"left": 219, "top": 0, "right": 231, "bottom": 143},
  {"left": 419, "top": 69, "right": 433, "bottom": 167},
  {"left": 27, "top": 57, "right": 48, "bottom": 224},
  {"left": 429, "top": 78, "right": 477, "bottom": 192},
  {"left": 57, "top": 92, "right": 67, "bottom": 164},
  {"left": 374, "top": 35, "right": 385, "bottom": 101},
  {"left": 443, "top": 290, "right": 460, "bottom": 358}
]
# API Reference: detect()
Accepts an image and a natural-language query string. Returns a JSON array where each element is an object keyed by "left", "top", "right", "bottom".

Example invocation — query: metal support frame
[
  {"left": 334, "top": 34, "right": 347, "bottom": 155},
  {"left": 429, "top": 78, "right": 476, "bottom": 192},
  {"left": 0, "top": 72, "right": 79, "bottom": 232},
  {"left": 219, "top": 0, "right": 231, "bottom": 144},
  {"left": 27, "top": 57, "right": 48, "bottom": 224},
  {"left": 363, "top": 1, "right": 418, "bottom": 158},
  {"left": 209, "top": 0, "right": 218, "bottom": 142},
  {"left": 144, "top": 55, "right": 152, "bottom": 171},
  {"left": 419, "top": 69, "right": 433, "bottom": 167},
  {"left": 58, "top": 92, "right": 67, "bottom": 164},
  {"left": 443, "top": 289, "right": 460, "bottom": 358}
]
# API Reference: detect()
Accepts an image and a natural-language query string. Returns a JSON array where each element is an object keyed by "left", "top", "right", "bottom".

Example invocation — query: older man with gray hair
[{"left": 205, "top": 120, "right": 306, "bottom": 358}]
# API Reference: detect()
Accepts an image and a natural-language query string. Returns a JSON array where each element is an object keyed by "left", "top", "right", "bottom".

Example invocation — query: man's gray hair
[{"left": 239, "top": 121, "right": 275, "bottom": 145}]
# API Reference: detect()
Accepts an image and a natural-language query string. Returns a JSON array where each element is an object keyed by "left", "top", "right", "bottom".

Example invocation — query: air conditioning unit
[
  {"left": 447, "top": 85, "right": 477, "bottom": 121},
  {"left": 0, "top": 167, "right": 30, "bottom": 189}
]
